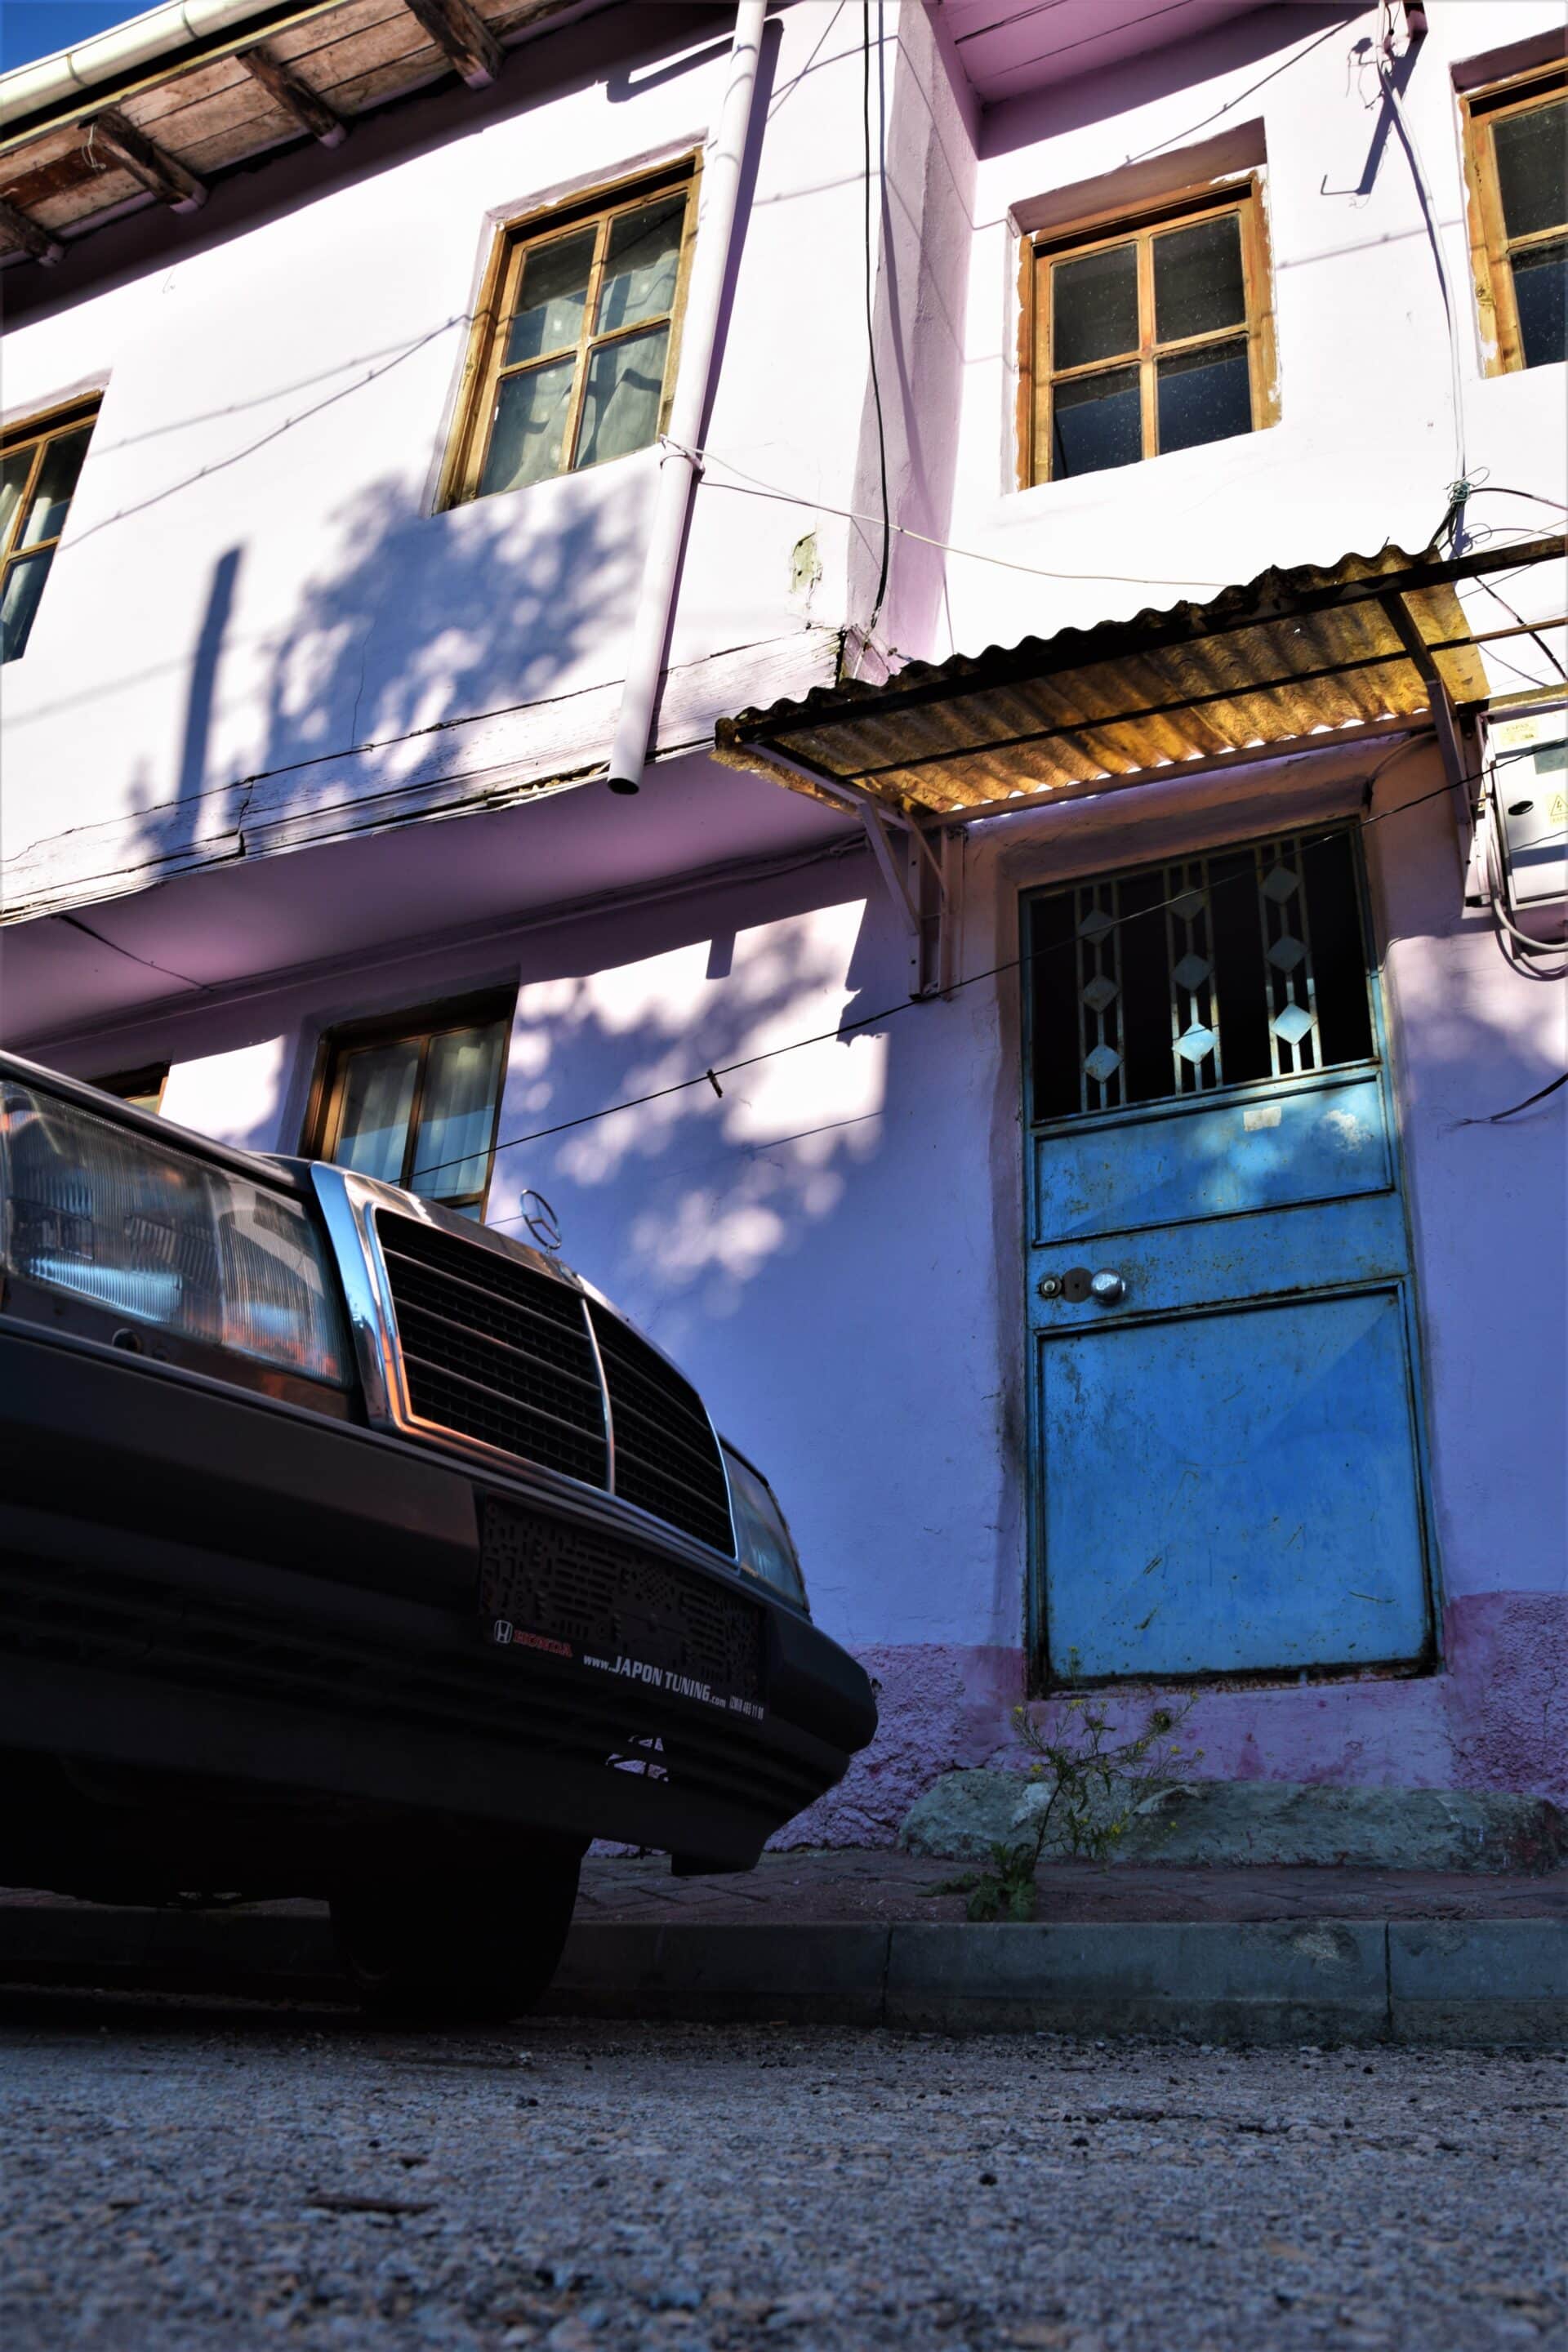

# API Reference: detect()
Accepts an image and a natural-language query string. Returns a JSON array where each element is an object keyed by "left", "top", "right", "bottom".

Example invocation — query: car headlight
[
  {"left": 723, "top": 1443, "right": 808, "bottom": 1611},
  {"left": 0, "top": 1077, "right": 348, "bottom": 1383}
]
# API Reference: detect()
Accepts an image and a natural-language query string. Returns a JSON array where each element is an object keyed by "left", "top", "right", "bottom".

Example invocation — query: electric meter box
[{"left": 1486, "top": 703, "right": 1567, "bottom": 910}]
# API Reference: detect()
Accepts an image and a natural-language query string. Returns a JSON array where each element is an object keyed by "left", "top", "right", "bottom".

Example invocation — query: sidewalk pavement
[
  {"left": 2, "top": 1851, "right": 1565, "bottom": 2047},
  {"left": 574, "top": 1847, "right": 1568, "bottom": 1926}
]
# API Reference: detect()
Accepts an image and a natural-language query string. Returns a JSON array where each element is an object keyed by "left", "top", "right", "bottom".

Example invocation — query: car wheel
[{"left": 331, "top": 1847, "right": 581, "bottom": 2021}]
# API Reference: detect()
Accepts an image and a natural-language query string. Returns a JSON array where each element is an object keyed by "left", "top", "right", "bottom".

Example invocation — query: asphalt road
[{"left": 0, "top": 1995, "right": 1563, "bottom": 2352}]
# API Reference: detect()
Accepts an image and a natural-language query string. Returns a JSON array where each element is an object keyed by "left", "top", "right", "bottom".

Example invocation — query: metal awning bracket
[
  {"left": 906, "top": 820, "right": 959, "bottom": 998},
  {"left": 739, "top": 743, "right": 958, "bottom": 998},
  {"left": 1379, "top": 590, "right": 1484, "bottom": 867}
]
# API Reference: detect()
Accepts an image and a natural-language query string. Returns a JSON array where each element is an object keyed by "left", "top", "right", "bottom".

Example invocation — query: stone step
[{"left": 898, "top": 1773, "right": 1568, "bottom": 1873}]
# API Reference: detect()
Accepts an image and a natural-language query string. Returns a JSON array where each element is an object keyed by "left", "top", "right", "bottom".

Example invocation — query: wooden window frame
[
  {"left": 301, "top": 988, "right": 516, "bottom": 1218},
  {"left": 1, "top": 395, "right": 101, "bottom": 662},
  {"left": 439, "top": 158, "right": 701, "bottom": 510},
  {"left": 94, "top": 1062, "right": 169, "bottom": 1114},
  {"left": 1459, "top": 61, "right": 1566, "bottom": 376},
  {"left": 1017, "top": 177, "right": 1279, "bottom": 488}
]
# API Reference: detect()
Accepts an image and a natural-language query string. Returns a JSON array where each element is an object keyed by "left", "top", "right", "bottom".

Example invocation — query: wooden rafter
[
  {"left": 401, "top": 0, "right": 504, "bottom": 91},
  {"left": 0, "top": 193, "right": 62, "bottom": 265},
  {"left": 83, "top": 108, "right": 206, "bottom": 212},
  {"left": 238, "top": 47, "right": 348, "bottom": 149}
]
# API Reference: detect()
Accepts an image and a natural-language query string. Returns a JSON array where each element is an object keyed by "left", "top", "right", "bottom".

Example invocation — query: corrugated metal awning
[{"left": 715, "top": 536, "right": 1566, "bottom": 824}]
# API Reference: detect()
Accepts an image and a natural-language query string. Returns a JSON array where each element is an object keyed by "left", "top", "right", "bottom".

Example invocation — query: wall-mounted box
[{"left": 1486, "top": 702, "right": 1567, "bottom": 911}]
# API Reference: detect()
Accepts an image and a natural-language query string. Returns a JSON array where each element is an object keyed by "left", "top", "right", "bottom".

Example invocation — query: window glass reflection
[
  {"left": 1053, "top": 243, "right": 1138, "bottom": 369},
  {"left": 1052, "top": 366, "right": 1142, "bottom": 476}
]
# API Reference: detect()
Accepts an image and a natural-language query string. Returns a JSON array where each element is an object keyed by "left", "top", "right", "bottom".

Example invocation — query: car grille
[
  {"left": 590, "top": 1307, "right": 737, "bottom": 1556},
  {"left": 376, "top": 1214, "right": 608, "bottom": 1490},
  {"left": 374, "top": 1212, "right": 735, "bottom": 1557}
]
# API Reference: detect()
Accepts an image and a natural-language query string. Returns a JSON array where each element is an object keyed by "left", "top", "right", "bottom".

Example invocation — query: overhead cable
[{"left": 413, "top": 758, "right": 1519, "bottom": 1185}]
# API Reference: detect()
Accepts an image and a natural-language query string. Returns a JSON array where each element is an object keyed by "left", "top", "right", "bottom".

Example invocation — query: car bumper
[{"left": 0, "top": 1325, "right": 876, "bottom": 1875}]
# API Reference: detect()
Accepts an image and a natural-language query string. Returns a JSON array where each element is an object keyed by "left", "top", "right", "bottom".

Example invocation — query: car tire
[{"left": 331, "top": 1847, "right": 581, "bottom": 2021}]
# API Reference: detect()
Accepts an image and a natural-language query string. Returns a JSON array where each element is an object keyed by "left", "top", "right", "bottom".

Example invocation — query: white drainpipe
[{"left": 605, "top": 0, "right": 768, "bottom": 794}]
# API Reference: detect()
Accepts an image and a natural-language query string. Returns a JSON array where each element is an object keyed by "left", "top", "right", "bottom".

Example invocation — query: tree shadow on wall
[{"left": 121, "top": 470, "right": 634, "bottom": 893}]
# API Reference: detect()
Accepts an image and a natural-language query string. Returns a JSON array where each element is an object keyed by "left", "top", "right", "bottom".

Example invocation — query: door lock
[{"left": 1037, "top": 1267, "right": 1127, "bottom": 1305}]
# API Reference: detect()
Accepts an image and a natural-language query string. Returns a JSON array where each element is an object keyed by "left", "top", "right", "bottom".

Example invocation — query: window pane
[
  {"left": 1050, "top": 365, "right": 1142, "bottom": 477},
  {"left": 1494, "top": 100, "right": 1566, "bottom": 241},
  {"left": 1300, "top": 832, "right": 1374, "bottom": 1070},
  {"left": 479, "top": 355, "right": 577, "bottom": 495},
  {"left": 504, "top": 229, "right": 595, "bottom": 367},
  {"left": 1157, "top": 337, "right": 1252, "bottom": 454},
  {"left": 331, "top": 1040, "right": 421, "bottom": 1186},
  {"left": 1512, "top": 236, "right": 1567, "bottom": 369},
  {"left": 0, "top": 446, "right": 34, "bottom": 551},
  {"left": 1154, "top": 213, "right": 1245, "bottom": 343},
  {"left": 1027, "top": 887, "right": 1080, "bottom": 1119},
  {"left": 409, "top": 1022, "right": 506, "bottom": 1205},
  {"left": 1116, "top": 868, "right": 1180, "bottom": 1105},
  {"left": 574, "top": 323, "right": 670, "bottom": 470},
  {"left": 1051, "top": 242, "right": 1138, "bottom": 369},
  {"left": 1, "top": 547, "right": 54, "bottom": 664},
  {"left": 595, "top": 197, "right": 684, "bottom": 335},
  {"left": 19, "top": 426, "right": 93, "bottom": 550}
]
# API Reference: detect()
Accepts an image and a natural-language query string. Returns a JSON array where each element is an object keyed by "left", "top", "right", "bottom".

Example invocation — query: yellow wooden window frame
[
  {"left": 1018, "top": 180, "right": 1279, "bottom": 488},
  {"left": 1460, "top": 63, "right": 1566, "bottom": 376},
  {"left": 0, "top": 396, "right": 101, "bottom": 663},
  {"left": 94, "top": 1062, "right": 170, "bottom": 1116},
  {"left": 304, "top": 991, "right": 515, "bottom": 1218},
  {"left": 439, "top": 161, "right": 700, "bottom": 510}
]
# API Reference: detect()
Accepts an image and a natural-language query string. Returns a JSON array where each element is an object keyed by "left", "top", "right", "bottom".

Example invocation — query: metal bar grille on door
[{"left": 1029, "top": 829, "right": 1374, "bottom": 1123}]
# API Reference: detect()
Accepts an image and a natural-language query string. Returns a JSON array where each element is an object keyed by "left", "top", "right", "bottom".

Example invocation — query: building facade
[{"left": 2, "top": 0, "right": 1564, "bottom": 1838}]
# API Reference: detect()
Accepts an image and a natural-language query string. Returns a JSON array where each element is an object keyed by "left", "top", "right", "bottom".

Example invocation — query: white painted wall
[
  {"left": 0, "top": 4, "right": 891, "bottom": 915},
  {"left": 930, "top": 0, "right": 1566, "bottom": 671},
  {"left": 10, "top": 0, "right": 1561, "bottom": 919}
]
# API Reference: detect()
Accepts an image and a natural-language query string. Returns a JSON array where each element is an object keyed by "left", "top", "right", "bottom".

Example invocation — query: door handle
[{"left": 1037, "top": 1267, "right": 1128, "bottom": 1305}]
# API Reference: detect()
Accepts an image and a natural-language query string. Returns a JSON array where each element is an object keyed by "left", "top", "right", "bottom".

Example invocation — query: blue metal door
[{"left": 1023, "top": 826, "right": 1435, "bottom": 1684}]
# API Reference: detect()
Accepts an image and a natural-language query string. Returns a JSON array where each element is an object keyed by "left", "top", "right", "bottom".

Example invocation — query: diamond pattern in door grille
[{"left": 1027, "top": 828, "right": 1375, "bottom": 1122}]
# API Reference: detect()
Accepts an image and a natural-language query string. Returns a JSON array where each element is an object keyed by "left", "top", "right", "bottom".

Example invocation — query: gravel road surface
[{"left": 1, "top": 1994, "right": 1563, "bottom": 2352}]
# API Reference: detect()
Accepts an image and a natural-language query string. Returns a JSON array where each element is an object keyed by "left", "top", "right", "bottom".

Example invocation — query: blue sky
[{"left": 1, "top": 3, "right": 141, "bottom": 73}]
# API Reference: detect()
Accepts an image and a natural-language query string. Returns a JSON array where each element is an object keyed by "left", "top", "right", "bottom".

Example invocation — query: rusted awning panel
[{"left": 716, "top": 538, "right": 1563, "bottom": 822}]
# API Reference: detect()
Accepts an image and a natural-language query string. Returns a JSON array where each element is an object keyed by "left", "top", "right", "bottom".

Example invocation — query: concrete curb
[
  {"left": 881, "top": 1921, "right": 1391, "bottom": 2044},
  {"left": 1, "top": 1907, "right": 1563, "bottom": 2047}
]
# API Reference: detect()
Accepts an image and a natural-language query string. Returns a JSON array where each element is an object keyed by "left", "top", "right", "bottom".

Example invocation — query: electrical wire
[
  {"left": 36, "top": 448, "right": 1257, "bottom": 853},
  {"left": 55, "top": 912, "right": 214, "bottom": 993},
  {"left": 862, "top": 2, "right": 892, "bottom": 638},
  {"left": 1471, "top": 574, "right": 1567, "bottom": 684},
  {"left": 412, "top": 756, "right": 1528, "bottom": 1187},
  {"left": 672, "top": 437, "right": 1229, "bottom": 588},
  {"left": 1480, "top": 802, "right": 1568, "bottom": 979},
  {"left": 1453, "top": 1070, "right": 1568, "bottom": 1126},
  {"left": 1466, "top": 488, "right": 1568, "bottom": 516},
  {"left": 1374, "top": 13, "right": 1468, "bottom": 535},
  {"left": 1119, "top": 13, "right": 1353, "bottom": 168},
  {"left": 962, "top": 0, "right": 1214, "bottom": 77}
]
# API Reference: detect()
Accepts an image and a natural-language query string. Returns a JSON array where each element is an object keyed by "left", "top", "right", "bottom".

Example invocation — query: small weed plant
[{"left": 941, "top": 1667, "right": 1200, "bottom": 1922}]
